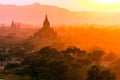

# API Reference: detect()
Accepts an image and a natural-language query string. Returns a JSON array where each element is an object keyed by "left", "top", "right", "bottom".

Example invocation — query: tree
[
  {"left": 110, "top": 59, "right": 120, "bottom": 79},
  {"left": 15, "top": 46, "right": 68, "bottom": 80},
  {"left": 87, "top": 50, "right": 105, "bottom": 63},
  {"left": 86, "top": 65, "right": 116, "bottom": 80},
  {"left": 62, "top": 46, "right": 86, "bottom": 61},
  {"left": 86, "top": 65, "right": 100, "bottom": 80},
  {"left": 103, "top": 52, "right": 117, "bottom": 62},
  {"left": 97, "top": 69, "right": 116, "bottom": 80},
  {"left": 0, "top": 53, "right": 6, "bottom": 66},
  {"left": 17, "top": 57, "right": 68, "bottom": 80}
]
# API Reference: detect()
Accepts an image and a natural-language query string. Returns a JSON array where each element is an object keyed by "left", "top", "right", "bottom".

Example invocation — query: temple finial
[{"left": 43, "top": 14, "right": 50, "bottom": 28}]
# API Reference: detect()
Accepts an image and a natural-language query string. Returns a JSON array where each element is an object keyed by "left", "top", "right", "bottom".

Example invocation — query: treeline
[{"left": 2, "top": 46, "right": 120, "bottom": 80}]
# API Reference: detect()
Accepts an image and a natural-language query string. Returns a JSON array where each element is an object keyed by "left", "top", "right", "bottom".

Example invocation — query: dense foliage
[{"left": 0, "top": 46, "right": 118, "bottom": 80}]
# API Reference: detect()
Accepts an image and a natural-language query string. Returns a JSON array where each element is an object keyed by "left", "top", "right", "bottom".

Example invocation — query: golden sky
[
  {"left": 78, "top": 0, "right": 120, "bottom": 11},
  {"left": 1, "top": 0, "right": 120, "bottom": 11},
  {"left": 41, "top": 0, "right": 120, "bottom": 11}
]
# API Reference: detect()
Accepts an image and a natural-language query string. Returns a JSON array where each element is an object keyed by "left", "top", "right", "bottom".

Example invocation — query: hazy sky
[
  {"left": 0, "top": 0, "right": 120, "bottom": 11},
  {"left": 0, "top": 0, "right": 88, "bottom": 11}
]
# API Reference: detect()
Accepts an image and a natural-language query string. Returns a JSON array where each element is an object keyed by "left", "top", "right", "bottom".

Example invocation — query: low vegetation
[{"left": 0, "top": 46, "right": 118, "bottom": 80}]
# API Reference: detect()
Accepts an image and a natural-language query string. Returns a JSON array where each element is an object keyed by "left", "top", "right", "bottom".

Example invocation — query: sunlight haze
[{"left": 0, "top": 0, "right": 120, "bottom": 11}]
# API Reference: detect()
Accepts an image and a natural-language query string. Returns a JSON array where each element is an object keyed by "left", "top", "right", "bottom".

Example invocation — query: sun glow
[
  {"left": 77, "top": 0, "right": 120, "bottom": 11},
  {"left": 93, "top": 0, "right": 119, "bottom": 5}
]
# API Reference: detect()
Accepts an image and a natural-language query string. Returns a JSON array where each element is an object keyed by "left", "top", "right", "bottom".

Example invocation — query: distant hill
[{"left": 0, "top": 3, "right": 120, "bottom": 25}]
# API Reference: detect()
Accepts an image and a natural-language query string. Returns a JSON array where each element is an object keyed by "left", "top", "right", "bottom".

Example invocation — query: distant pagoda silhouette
[
  {"left": 10, "top": 20, "right": 20, "bottom": 29},
  {"left": 35, "top": 15, "right": 57, "bottom": 42},
  {"left": 11, "top": 20, "right": 16, "bottom": 28}
]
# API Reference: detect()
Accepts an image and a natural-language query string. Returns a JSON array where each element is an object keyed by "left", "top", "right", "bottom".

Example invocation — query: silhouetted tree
[
  {"left": 0, "top": 53, "right": 6, "bottom": 66},
  {"left": 103, "top": 52, "right": 117, "bottom": 62},
  {"left": 87, "top": 50, "right": 105, "bottom": 63},
  {"left": 86, "top": 65, "right": 100, "bottom": 80},
  {"left": 97, "top": 69, "right": 116, "bottom": 80},
  {"left": 86, "top": 65, "right": 116, "bottom": 80}
]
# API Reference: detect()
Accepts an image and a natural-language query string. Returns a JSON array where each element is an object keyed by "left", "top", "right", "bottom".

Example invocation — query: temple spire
[
  {"left": 11, "top": 20, "right": 16, "bottom": 28},
  {"left": 43, "top": 14, "right": 50, "bottom": 28}
]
